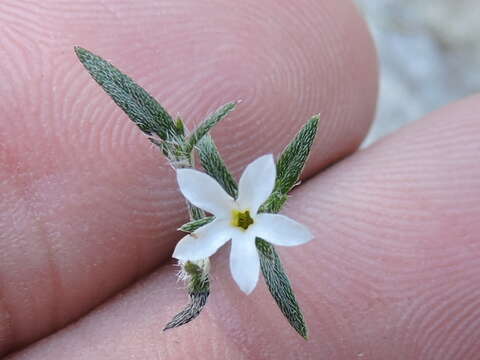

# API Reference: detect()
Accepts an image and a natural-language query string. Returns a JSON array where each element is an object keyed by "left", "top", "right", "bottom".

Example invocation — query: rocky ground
[{"left": 354, "top": 0, "right": 480, "bottom": 145}]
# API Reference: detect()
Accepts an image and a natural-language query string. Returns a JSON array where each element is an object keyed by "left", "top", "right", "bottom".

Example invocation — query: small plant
[{"left": 75, "top": 46, "right": 319, "bottom": 338}]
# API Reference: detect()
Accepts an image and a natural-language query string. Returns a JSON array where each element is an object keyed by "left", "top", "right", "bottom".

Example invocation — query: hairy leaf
[
  {"left": 75, "top": 47, "right": 178, "bottom": 142},
  {"left": 75, "top": 47, "right": 211, "bottom": 331},
  {"left": 164, "top": 261, "right": 210, "bottom": 331},
  {"left": 256, "top": 238, "right": 308, "bottom": 339},
  {"left": 186, "top": 102, "right": 237, "bottom": 152},
  {"left": 197, "top": 134, "right": 238, "bottom": 198},
  {"left": 179, "top": 216, "right": 215, "bottom": 233},
  {"left": 259, "top": 191, "right": 288, "bottom": 214},
  {"left": 274, "top": 115, "right": 319, "bottom": 195},
  {"left": 163, "top": 289, "right": 209, "bottom": 330},
  {"left": 255, "top": 116, "right": 320, "bottom": 338}
]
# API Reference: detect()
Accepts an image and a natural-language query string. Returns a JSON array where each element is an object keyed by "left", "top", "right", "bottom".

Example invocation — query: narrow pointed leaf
[
  {"left": 255, "top": 116, "right": 320, "bottom": 338},
  {"left": 186, "top": 101, "right": 237, "bottom": 153},
  {"left": 164, "top": 262, "right": 210, "bottom": 330},
  {"left": 174, "top": 116, "right": 186, "bottom": 137},
  {"left": 274, "top": 115, "right": 319, "bottom": 195},
  {"left": 259, "top": 191, "right": 288, "bottom": 214},
  {"left": 179, "top": 216, "right": 215, "bottom": 233},
  {"left": 256, "top": 238, "right": 308, "bottom": 339},
  {"left": 75, "top": 47, "right": 212, "bottom": 330},
  {"left": 163, "top": 289, "right": 209, "bottom": 330},
  {"left": 197, "top": 134, "right": 238, "bottom": 198},
  {"left": 74, "top": 46, "right": 178, "bottom": 141}
]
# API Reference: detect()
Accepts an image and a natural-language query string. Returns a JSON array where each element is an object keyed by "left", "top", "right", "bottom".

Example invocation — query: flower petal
[
  {"left": 177, "top": 169, "right": 235, "bottom": 218},
  {"left": 229, "top": 233, "right": 260, "bottom": 294},
  {"left": 253, "top": 214, "right": 313, "bottom": 246},
  {"left": 237, "top": 154, "right": 276, "bottom": 214},
  {"left": 172, "top": 219, "right": 232, "bottom": 261}
]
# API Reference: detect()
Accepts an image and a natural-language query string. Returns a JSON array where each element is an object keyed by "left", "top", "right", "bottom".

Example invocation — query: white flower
[{"left": 173, "top": 154, "right": 313, "bottom": 294}]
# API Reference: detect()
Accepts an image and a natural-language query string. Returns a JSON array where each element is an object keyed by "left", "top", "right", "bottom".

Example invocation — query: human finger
[
  {"left": 0, "top": 0, "right": 377, "bottom": 354},
  {"left": 10, "top": 95, "right": 480, "bottom": 359}
]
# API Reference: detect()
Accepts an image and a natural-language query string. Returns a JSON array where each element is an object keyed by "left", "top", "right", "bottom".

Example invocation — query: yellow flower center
[{"left": 231, "top": 209, "right": 254, "bottom": 230}]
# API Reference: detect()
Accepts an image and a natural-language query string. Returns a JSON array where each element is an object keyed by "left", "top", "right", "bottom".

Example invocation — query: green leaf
[
  {"left": 179, "top": 216, "right": 215, "bottom": 233},
  {"left": 259, "top": 191, "right": 288, "bottom": 214},
  {"left": 74, "top": 47, "right": 213, "bottom": 331},
  {"left": 197, "top": 134, "right": 238, "bottom": 198},
  {"left": 74, "top": 47, "right": 178, "bottom": 142},
  {"left": 256, "top": 238, "right": 308, "bottom": 339},
  {"left": 187, "top": 202, "right": 206, "bottom": 222},
  {"left": 274, "top": 115, "right": 319, "bottom": 195},
  {"left": 174, "top": 116, "right": 186, "bottom": 137},
  {"left": 186, "top": 102, "right": 237, "bottom": 153},
  {"left": 255, "top": 116, "right": 319, "bottom": 339},
  {"left": 164, "top": 261, "right": 210, "bottom": 331},
  {"left": 163, "top": 289, "right": 209, "bottom": 330}
]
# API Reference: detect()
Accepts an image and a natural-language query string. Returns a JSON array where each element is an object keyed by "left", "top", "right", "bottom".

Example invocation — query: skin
[{"left": 0, "top": 0, "right": 479, "bottom": 359}]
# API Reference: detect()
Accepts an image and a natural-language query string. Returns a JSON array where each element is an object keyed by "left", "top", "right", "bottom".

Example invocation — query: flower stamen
[{"left": 231, "top": 209, "right": 254, "bottom": 230}]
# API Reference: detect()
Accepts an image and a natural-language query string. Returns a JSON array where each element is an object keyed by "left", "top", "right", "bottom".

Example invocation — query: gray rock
[{"left": 354, "top": 0, "right": 480, "bottom": 146}]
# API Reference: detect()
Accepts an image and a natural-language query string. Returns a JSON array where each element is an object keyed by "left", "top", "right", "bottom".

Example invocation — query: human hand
[{"left": 1, "top": 1, "right": 479, "bottom": 359}]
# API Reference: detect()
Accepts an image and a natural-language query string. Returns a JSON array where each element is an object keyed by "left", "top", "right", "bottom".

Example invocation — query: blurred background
[{"left": 354, "top": 0, "right": 480, "bottom": 146}]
